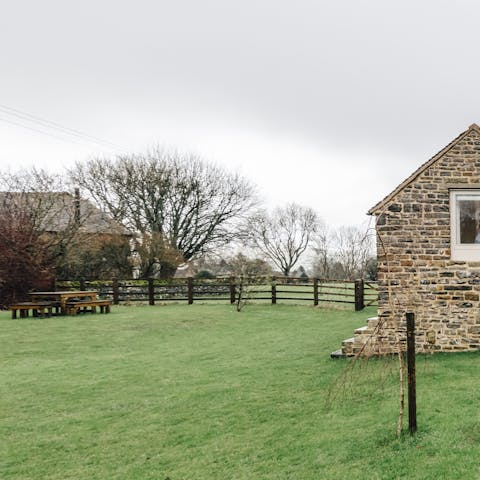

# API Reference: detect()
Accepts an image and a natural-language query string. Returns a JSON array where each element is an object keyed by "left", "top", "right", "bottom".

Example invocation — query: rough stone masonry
[{"left": 341, "top": 123, "right": 480, "bottom": 356}]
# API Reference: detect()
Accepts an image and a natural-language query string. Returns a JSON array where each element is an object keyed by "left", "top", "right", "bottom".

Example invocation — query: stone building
[{"left": 336, "top": 123, "right": 480, "bottom": 357}]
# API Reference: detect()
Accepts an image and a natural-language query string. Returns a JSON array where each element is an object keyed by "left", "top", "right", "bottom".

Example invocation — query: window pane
[{"left": 458, "top": 199, "right": 480, "bottom": 243}]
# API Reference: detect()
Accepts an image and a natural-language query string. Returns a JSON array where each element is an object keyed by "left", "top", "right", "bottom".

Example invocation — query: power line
[
  {"left": 0, "top": 103, "right": 126, "bottom": 151},
  {"left": 0, "top": 115, "right": 103, "bottom": 149},
  {"left": 0, "top": 103, "right": 129, "bottom": 153}
]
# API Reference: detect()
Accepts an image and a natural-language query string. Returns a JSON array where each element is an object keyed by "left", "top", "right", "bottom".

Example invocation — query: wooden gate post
[
  {"left": 354, "top": 279, "right": 364, "bottom": 311},
  {"left": 112, "top": 278, "right": 120, "bottom": 305},
  {"left": 406, "top": 312, "right": 417, "bottom": 434},
  {"left": 148, "top": 278, "right": 155, "bottom": 306},
  {"left": 229, "top": 276, "right": 236, "bottom": 304},
  {"left": 271, "top": 276, "right": 277, "bottom": 305},
  {"left": 187, "top": 277, "right": 194, "bottom": 304},
  {"left": 313, "top": 278, "right": 319, "bottom": 306}
]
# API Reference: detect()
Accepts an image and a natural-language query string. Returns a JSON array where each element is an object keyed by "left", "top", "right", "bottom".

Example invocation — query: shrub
[{"left": 195, "top": 270, "right": 215, "bottom": 279}]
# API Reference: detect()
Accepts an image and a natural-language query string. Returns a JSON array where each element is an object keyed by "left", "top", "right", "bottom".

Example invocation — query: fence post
[
  {"left": 313, "top": 277, "right": 319, "bottom": 306},
  {"left": 354, "top": 279, "right": 364, "bottom": 311},
  {"left": 406, "top": 312, "right": 417, "bottom": 434},
  {"left": 112, "top": 278, "right": 119, "bottom": 305},
  {"left": 79, "top": 277, "right": 86, "bottom": 291},
  {"left": 148, "top": 278, "right": 155, "bottom": 306},
  {"left": 187, "top": 277, "right": 194, "bottom": 305},
  {"left": 271, "top": 276, "right": 277, "bottom": 305},
  {"left": 229, "top": 276, "right": 236, "bottom": 304}
]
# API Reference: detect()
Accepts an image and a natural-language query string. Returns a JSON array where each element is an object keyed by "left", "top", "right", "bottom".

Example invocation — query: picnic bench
[
  {"left": 10, "top": 301, "right": 60, "bottom": 319},
  {"left": 10, "top": 291, "right": 112, "bottom": 318},
  {"left": 66, "top": 299, "right": 112, "bottom": 316},
  {"left": 29, "top": 291, "right": 99, "bottom": 315}
]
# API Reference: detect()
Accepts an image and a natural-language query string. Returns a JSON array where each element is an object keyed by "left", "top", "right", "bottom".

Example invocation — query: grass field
[{"left": 1, "top": 304, "right": 479, "bottom": 479}]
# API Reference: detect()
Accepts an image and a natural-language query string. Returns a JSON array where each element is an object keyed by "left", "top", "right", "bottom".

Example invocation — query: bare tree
[
  {"left": 55, "top": 232, "right": 132, "bottom": 280},
  {"left": 311, "top": 227, "right": 331, "bottom": 279},
  {"left": 331, "top": 226, "right": 373, "bottom": 280},
  {"left": 0, "top": 168, "right": 77, "bottom": 303},
  {"left": 225, "top": 252, "right": 272, "bottom": 277},
  {"left": 0, "top": 168, "right": 132, "bottom": 297},
  {"left": 222, "top": 253, "right": 271, "bottom": 312},
  {"left": 194, "top": 252, "right": 271, "bottom": 277},
  {"left": 69, "top": 149, "right": 257, "bottom": 278},
  {"left": 246, "top": 203, "right": 321, "bottom": 277}
]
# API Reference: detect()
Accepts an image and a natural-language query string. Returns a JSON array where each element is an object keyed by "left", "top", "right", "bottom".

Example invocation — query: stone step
[
  {"left": 354, "top": 334, "right": 371, "bottom": 344},
  {"left": 333, "top": 316, "right": 380, "bottom": 358},
  {"left": 354, "top": 325, "right": 371, "bottom": 334},
  {"left": 341, "top": 337, "right": 355, "bottom": 356},
  {"left": 330, "top": 349, "right": 345, "bottom": 359},
  {"left": 367, "top": 316, "right": 379, "bottom": 328}
]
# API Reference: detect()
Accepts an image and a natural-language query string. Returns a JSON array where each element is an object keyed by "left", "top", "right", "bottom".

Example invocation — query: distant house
[
  {"left": 0, "top": 189, "right": 127, "bottom": 236},
  {"left": 336, "top": 123, "right": 480, "bottom": 357},
  {"left": 174, "top": 262, "right": 195, "bottom": 278},
  {"left": 0, "top": 188, "right": 131, "bottom": 281},
  {"left": 0, "top": 188, "right": 132, "bottom": 303}
]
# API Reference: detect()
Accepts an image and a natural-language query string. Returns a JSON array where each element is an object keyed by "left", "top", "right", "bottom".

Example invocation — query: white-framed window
[{"left": 450, "top": 189, "right": 480, "bottom": 261}]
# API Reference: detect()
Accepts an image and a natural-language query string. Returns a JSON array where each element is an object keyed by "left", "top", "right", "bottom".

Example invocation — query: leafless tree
[
  {"left": 246, "top": 203, "right": 321, "bottom": 277},
  {"left": 311, "top": 227, "right": 331, "bottom": 279},
  {"left": 0, "top": 168, "right": 81, "bottom": 259},
  {"left": 0, "top": 168, "right": 71, "bottom": 233},
  {"left": 225, "top": 252, "right": 272, "bottom": 277},
  {"left": 311, "top": 225, "right": 375, "bottom": 280},
  {"left": 0, "top": 168, "right": 131, "bottom": 293},
  {"left": 331, "top": 226, "right": 373, "bottom": 280},
  {"left": 194, "top": 252, "right": 271, "bottom": 277},
  {"left": 222, "top": 253, "right": 271, "bottom": 312},
  {"left": 0, "top": 168, "right": 78, "bottom": 303},
  {"left": 69, "top": 149, "right": 257, "bottom": 278}
]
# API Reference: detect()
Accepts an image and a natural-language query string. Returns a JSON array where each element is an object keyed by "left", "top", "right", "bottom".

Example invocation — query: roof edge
[{"left": 368, "top": 124, "right": 480, "bottom": 215}]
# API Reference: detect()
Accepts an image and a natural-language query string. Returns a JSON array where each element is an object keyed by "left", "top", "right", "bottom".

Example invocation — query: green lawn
[{"left": 1, "top": 304, "right": 479, "bottom": 479}]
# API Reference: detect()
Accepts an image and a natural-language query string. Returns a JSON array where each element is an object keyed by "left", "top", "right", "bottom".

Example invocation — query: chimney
[{"left": 74, "top": 188, "right": 81, "bottom": 225}]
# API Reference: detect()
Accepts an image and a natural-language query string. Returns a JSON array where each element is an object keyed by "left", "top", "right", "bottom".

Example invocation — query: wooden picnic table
[{"left": 29, "top": 291, "right": 98, "bottom": 314}]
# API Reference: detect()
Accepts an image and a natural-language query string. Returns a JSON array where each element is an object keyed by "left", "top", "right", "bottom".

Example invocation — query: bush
[{"left": 195, "top": 270, "right": 215, "bottom": 279}]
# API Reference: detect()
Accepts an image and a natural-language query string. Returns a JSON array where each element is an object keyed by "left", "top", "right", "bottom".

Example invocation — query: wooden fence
[{"left": 55, "top": 277, "right": 378, "bottom": 310}]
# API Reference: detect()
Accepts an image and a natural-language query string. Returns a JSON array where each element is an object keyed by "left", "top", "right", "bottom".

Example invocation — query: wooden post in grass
[
  {"left": 354, "top": 279, "right": 364, "bottom": 311},
  {"left": 406, "top": 312, "right": 417, "bottom": 434},
  {"left": 313, "top": 277, "right": 319, "bottom": 306},
  {"left": 112, "top": 278, "right": 120, "bottom": 305},
  {"left": 187, "top": 277, "right": 194, "bottom": 305},
  {"left": 271, "top": 276, "right": 277, "bottom": 305},
  {"left": 229, "top": 276, "right": 236, "bottom": 304},
  {"left": 148, "top": 278, "right": 155, "bottom": 305}
]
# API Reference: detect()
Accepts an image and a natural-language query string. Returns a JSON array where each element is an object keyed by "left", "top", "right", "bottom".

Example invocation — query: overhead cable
[{"left": 0, "top": 103, "right": 128, "bottom": 153}]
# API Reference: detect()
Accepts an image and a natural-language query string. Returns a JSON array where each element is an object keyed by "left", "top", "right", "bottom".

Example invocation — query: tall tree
[
  {"left": 55, "top": 233, "right": 133, "bottom": 280},
  {"left": 70, "top": 150, "right": 257, "bottom": 278},
  {"left": 331, "top": 226, "right": 373, "bottom": 280},
  {"left": 311, "top": 226, "right": 374, "bottom": 280},
  {"left": 0, "top": 169, "right": 75, "bottom": 304},
  {"left": 311, "top": 227, "right": 331, "bottom": 279},
  {"left": 225, "top": 252, "right": 272, "bottom": 277},
  {"left": 246, "top": 203, "right": 321, "bottom": 277}
]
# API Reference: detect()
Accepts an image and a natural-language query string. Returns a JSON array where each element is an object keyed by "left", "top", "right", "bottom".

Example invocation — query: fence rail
[{"left": 54, "top": 277, "right": 378, "bottom": 310}]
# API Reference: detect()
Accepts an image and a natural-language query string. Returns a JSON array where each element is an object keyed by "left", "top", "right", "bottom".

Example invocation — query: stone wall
[{"left": 370, "top": 126, "right": 480, "bottom": 354}]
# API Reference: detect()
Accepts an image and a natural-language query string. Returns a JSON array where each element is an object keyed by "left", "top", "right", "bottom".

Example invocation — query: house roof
[
  {"left": 368, "top": 123, "right": 480, "bottom": 215},
  {"left": 70, "top": 195, "right": 130, "bottom": 234},
  {"left": 0, "top": 191, "right": 129, "bottom": 235}
]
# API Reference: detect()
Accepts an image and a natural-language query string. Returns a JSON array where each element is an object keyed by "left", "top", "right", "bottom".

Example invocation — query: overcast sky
[{"left": 1, "top": 0, "right": 480, "bottom": 228}]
